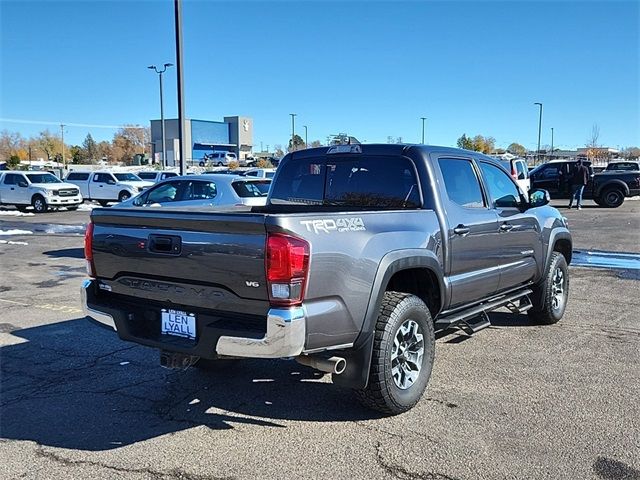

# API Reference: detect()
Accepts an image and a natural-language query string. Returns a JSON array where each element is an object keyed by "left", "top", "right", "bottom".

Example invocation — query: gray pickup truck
[{"left": 82, "top": 144, "right": 572, "bottom": 414}]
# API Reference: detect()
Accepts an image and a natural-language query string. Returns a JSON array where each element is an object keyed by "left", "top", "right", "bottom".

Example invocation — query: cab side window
[
  {"left": 94, "top": 173, "right": 113, "bottom": 183},
  {"left": 438, "top": 158, "right": 485, "bottom": 208},
  {"left": 479, "top": 162, "right": 521, "bottom": 208}
]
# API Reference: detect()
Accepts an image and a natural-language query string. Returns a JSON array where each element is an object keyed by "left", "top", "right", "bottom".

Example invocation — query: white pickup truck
[
  {"left": 135, "top": 171, "right": 179, "bottom": 183},
  {"left": 65, "top": 171, "right": 153, "bottom": 206},
  {"left": 0, "top": 171, "right": 83, "bottom": 213}
]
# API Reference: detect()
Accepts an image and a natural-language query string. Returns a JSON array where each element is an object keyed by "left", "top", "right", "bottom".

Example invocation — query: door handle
[
  {"left": 453, "top": 224, "right": 470, "bottom": 235},
  {"left": 500, "top": 223, "right": 513, "bottom": 232}
]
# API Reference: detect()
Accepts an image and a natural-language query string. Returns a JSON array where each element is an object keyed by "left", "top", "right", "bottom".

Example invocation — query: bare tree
[{"left": 586, "top": 123, "right": 602, "bottom": 163}]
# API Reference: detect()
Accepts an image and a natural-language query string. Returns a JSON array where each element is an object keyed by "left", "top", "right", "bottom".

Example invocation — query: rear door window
[
  {"left": 269, "top": 155, "right": 421, "bottom": 208},
  {"left": 232, "top": 180, "right": 270, "bottom": 197},
  {"left": 183, "top": 181, "right": 217, "bottom": 200},
  {"left": 438, "top": 158, "right": 485, "bottom": 208}
]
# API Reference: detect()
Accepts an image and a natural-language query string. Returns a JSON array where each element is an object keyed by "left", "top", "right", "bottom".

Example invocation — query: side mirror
[
  {"left": 107, "top": 179, "right": 116, "bottom": 185},
  {"left": 18, "top": 181, "right": 28, "bottom": 188},
  {"left": 529, "top": 189, "right": 550, "bottom": 207}
]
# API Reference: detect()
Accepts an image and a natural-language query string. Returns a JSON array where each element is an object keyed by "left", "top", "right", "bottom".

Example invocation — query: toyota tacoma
[{"left": 82, "top": 144, "right": 572, "bottom": 414}]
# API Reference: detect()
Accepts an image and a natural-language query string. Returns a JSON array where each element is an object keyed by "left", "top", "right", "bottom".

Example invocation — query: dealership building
[{"left": 150, "top": 116, "right": 253, "bottom": 165}]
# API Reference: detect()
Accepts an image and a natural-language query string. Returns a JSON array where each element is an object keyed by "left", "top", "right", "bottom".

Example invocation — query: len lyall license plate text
[{"left": 161, "top": 309, "right": 196, "bottom": 340}]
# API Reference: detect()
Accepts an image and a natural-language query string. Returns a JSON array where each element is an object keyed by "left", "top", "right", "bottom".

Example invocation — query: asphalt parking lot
[{"left": 1, "top": 200, "right": 639, "bottom": 480}]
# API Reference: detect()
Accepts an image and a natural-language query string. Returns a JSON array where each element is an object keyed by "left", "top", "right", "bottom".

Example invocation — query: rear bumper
[
  {"left": 81, "top": 279, "right": 117, "bottom": 330},
  {"left": 81, "top": 279, "right": 306, "bottom": 358}
]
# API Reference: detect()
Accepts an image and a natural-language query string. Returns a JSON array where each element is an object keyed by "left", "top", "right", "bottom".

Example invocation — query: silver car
[{"left": 116, "top": 174, "right": 271, "bottom": 209}]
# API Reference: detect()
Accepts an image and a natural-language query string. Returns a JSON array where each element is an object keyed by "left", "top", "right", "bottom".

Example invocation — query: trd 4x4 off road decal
[{"left": 300, "top": 217, "right": 366, "bottom": 234}]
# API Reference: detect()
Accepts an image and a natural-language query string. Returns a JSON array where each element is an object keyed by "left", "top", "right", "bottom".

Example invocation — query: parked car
[
  {"left": 605, "top": 160, "right": 640, "bottom": 171},
  {"left": 82, "top": 144, "right": 572, "bottom": 414},
  {"left": 116, "top": 174, "right": 272, "bottom": 209},
  {"left": 529, "top": 160, "right": 640, "bottom": 207},
  {"left": 0, "top": 171, "right": 83, "bottom": 213},
  {"left": 500, "top": 158, "right": 530, "bottom": 193},
  {"left": 203, "top": 151, "right": 239, "bottom": 167},
  {"left": 136, "top": 171, "right": 179, "bottom": 183},
  {"left": 65, "top": 171, "right": 154, "bottom": 206},
  {"left": 240, "top": 168, "right": 276, "bottom": 179}
]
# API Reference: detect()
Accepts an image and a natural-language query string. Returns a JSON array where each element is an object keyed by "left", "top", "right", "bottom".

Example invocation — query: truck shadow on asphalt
[
  {"left": 42, "top": 247, "right": 85, "bottom": 259},
  {"left": 0, "top": 318, "right": 383, "bottom": 451}
]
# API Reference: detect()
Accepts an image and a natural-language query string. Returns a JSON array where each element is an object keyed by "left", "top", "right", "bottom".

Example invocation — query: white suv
[{"left": 0, "top": 171, "right": 83, "bottom": 213}]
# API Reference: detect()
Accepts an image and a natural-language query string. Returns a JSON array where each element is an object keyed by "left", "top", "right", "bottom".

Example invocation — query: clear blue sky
[{"left": 1, "top": 0, "right": 638, "bottom": 151}]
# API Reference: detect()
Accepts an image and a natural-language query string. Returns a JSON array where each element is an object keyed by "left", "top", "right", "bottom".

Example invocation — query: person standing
[{"left": 568, "top": 159, "right": 590, "bottom": 210}]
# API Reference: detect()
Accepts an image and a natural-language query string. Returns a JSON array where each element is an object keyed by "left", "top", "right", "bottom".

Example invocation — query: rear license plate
[{"left": 161, "top": 309, "right": 196, "bottom": 340}]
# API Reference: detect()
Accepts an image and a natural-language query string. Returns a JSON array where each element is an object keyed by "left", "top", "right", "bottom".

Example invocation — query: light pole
[
  {"left": 420, "top": 117, "right": 426, "bottom": 144},
  {"left": 174, "top": 0, "right": 187, "bottom": 175},
  {"left": 148, "top": 63, "right": 174, "bottom": 168},
  {"left": 534, "top": 102, "right": 543, "bottom": 164},
  {"left": 303, "top": 125, "right": 308, "bottom": 148},
  {"left": 60, "top": 124, "right": 66, "bottom": 170},
  {"left": 550, "top": 127, "right": 554, "bottom": 160},
  {"left": 290, "top": 113, "right": 297, "bottom": 151}
]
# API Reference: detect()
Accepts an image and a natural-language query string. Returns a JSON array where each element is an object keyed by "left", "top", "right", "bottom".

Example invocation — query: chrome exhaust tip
[{"left": 295, "top": 355, "right": 347, "bottom": 375}]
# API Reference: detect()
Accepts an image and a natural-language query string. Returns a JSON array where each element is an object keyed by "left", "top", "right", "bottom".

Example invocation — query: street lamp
[
  {"left": 303, "top": 125, "right": 308, "bottom": 148},
  {"left": 290, "top": 113, "right": 297, "bottom": 151},
  {"left": 420, "top": 117, "right": 427, "bottom": 144},
  {"left": 550, "top": 127, "right": 554, "bottom": 160},
  {"left": 534, "top": 102, "right": 543, "bottom": 164},
  {"left": 148, "top": 63, "right": 174, "bottom": 168}
]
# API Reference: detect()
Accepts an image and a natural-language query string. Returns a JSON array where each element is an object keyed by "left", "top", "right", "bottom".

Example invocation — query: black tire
[
  {"left": 98, "top": 200, "right": 110, "bottom": 207},
  {"left": 600, "top": 187, "right": 625, "bottom": 208},
  {"left": 354, "top": 292, "right": 435, "bottom": 415},
  {"left": 118, "top": 191, "right": 131, "bottom": 202},
  {"left": 528, "top": 252, "right": 569, "bottom": 325},
  {"left": 32, "top": 195, "right": 48, "bottom": 213}
]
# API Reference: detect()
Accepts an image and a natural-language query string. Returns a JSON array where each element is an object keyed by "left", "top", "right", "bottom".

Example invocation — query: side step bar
[{"left": 435, "top": 288, "right": 533, "bottom": 335}]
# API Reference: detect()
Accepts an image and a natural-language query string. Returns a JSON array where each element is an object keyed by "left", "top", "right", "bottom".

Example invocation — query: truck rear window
[{"left": 269, "top": 156, "right": 421, "bottom": 209}]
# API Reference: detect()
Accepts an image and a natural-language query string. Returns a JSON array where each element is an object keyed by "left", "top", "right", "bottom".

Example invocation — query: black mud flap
[{"left": 330, "top": 332, "right": 375, "bottom": 390}]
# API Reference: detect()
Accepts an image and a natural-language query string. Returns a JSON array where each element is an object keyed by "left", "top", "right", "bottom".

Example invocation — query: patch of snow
[
  {"left": 0, "top": 229, "right": 33, "bottom": 236},
  {"left": 0, "top": 240, "right": 29, "bottom": 245},
  {"left": 0, "top": 210, "right": 35, "bottom": 217},
  {"left": 43, "top": 225, "right": 86, "bottom": 234},
  {"left": 76, "top": 203, "right": 95, "bottom": 211}
]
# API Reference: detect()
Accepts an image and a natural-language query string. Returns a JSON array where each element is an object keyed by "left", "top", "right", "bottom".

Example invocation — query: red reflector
[
  {"left": 84, "top": 222, "right": 94, "bottom": 260},
  {"left": 84, "top": 222, "right": 95, "bottom": 277},
  {"left": 266, "top": 233, "right": 310, "bottom": 306},
  {"left": 511, "top": 164, "right": 518, "bottom": 179}
]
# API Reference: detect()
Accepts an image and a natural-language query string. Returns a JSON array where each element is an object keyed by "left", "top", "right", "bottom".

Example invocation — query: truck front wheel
[
  {"left": 355, "top": 292, "right": 435, "bottom": 415},
  {"left": 118, "top": 191, "right": 131, "bottom": 202},
  {"left": 528, "top": 252, "right": 569, "bottom": 325},
  {"left": 32, "top": 195, "right": 48, "bottom": 213}
]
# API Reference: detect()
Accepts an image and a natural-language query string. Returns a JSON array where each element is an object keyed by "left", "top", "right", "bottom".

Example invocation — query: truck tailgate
[{"left": 90, "top": 208, "right": 269, "bottom": 316}]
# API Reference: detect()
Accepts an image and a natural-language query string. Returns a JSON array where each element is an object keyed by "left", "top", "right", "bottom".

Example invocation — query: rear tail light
[
  {"left": 266, "top": 233, "right": 310, "bottom": 307},
  {"left": 511, "top": 163, "right": 518, "bottom": 180},
  {"left": 84, "top": 222, "right": 95, "bottom": 278}
]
